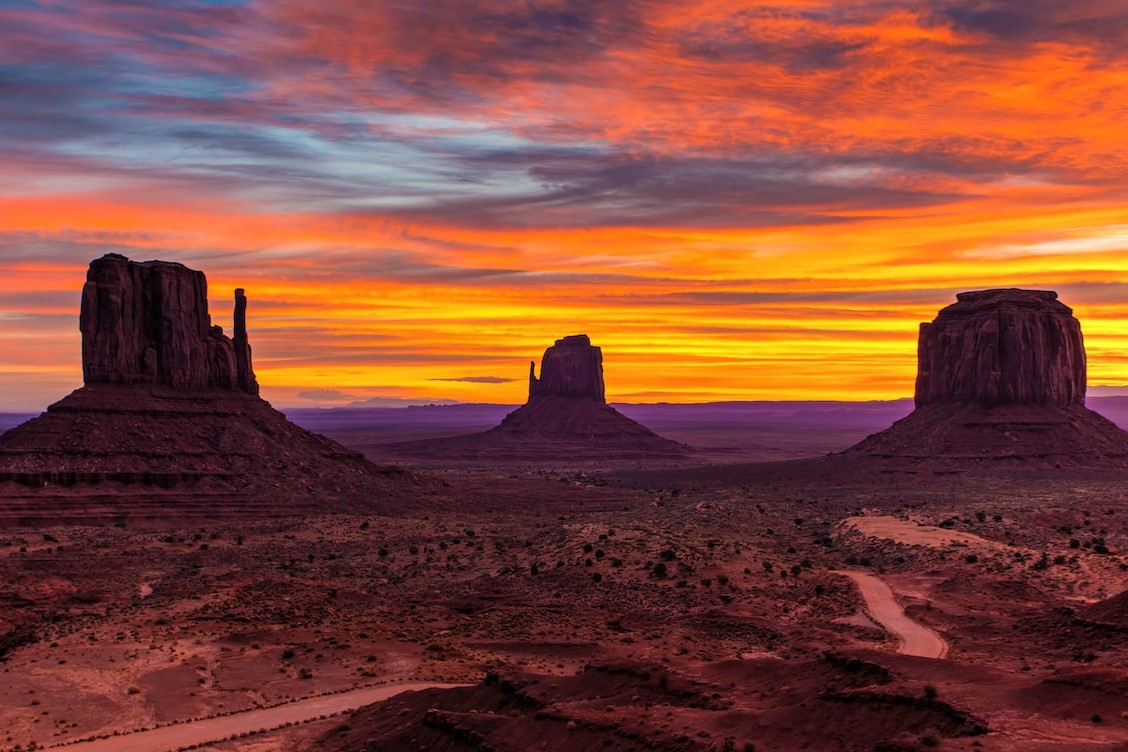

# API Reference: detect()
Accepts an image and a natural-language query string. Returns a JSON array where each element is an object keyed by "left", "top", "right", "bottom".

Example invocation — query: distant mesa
[
  {"left": 383, "top": 333, "right": 686, "bottom": 460},
  {"left": 847, "top": 288, "right": 1128, "bottom": 467},
  {"left": 0, "top": 254, "right": 417, "bottom": 524}
]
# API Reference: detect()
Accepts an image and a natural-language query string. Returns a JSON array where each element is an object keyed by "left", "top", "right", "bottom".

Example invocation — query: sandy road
[
  {"left": 51, "top": 681, "right": 471, "bottom": 752},
  {"left": 836, "top": 570, "right": 949, "bottom": 659}
]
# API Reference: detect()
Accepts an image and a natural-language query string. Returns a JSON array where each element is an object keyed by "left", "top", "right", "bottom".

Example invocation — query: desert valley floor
[{"left": 2, "top": 408, "right": 1128, "bottom": 752}]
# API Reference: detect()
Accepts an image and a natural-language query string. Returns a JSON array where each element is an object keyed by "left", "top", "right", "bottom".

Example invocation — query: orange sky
[{"left": 2, "top": 1, "right": 1128, "bottom": 409}]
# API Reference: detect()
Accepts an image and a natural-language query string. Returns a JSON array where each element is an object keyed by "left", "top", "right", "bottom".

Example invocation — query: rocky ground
[{"left": 2, "top": 459, "right": 1128, "bottom": 751}]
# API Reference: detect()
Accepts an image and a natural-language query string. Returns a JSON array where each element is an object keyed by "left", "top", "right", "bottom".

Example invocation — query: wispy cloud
[{"left": 427, "top": 376, "right": 518, "bottom": 384}]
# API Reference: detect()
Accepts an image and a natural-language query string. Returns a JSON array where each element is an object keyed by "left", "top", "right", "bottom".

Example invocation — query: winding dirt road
[
  {"left": 51, "top": 681, "right": 470, "bottom": 752},
  {"left": 836, "top": 570, "right": 949, "bottom": 659}
]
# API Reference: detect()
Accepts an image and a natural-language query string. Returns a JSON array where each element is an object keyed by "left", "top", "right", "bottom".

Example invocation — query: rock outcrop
[
  {"left": 847, "top": 288, "right": 1128, "bottom": 468},
  {"left": 528, "top": 334, "right": 606, "bottom": 401},
  {"left": 382, "top": 334, "right": 686, "bottom": 460},
  {"left": 0, "top": 254, "right": 420, "bottom": 523},
  {"left": 915, "top": 289, "right": 1085, "bottom": 408},
  {"left": 80, "top": 253, "right": 258, "bottom": 394}
]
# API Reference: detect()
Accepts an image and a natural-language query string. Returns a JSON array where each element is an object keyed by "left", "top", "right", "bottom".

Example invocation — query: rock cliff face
[
  {"left": 915, "top": 289, "right": 1085, "bottom": 408},
  {"left": 529, "top": 334, "right": 606, "bottom": 401},
  {"left": 80, "top": 253, "right": 257, "bottom": 394}
]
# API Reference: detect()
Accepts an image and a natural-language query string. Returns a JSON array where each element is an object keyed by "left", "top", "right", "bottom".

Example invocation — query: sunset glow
[{"left": 3, "top": 0, "right": 1128, "bottom": 409}]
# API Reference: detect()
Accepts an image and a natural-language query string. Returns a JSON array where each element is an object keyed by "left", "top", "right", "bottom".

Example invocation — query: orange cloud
[{"left": 2, "top": 1, "right": 1128, "bottom": 409}]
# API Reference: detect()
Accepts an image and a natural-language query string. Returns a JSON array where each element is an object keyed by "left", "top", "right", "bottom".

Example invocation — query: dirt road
[
  {"left": 51, "top": 681, "right": 470, "bottom": 752},
  {"left": 836, "top": 570, "right": 949, "bottom": 659}
]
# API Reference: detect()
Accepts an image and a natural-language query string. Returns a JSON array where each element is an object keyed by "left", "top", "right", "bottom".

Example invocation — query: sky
[{"left": 2, "top": 0, "right": 1128, "bottom": 410}]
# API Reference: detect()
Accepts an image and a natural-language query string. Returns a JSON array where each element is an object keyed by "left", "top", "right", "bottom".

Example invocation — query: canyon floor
[{"left": 2, "top": 408, "right": 1128, "bottom": 751}]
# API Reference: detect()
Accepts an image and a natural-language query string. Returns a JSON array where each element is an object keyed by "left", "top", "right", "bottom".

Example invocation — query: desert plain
[{"left": 3, "top": 403, "right": 1128, "bottom": 752}]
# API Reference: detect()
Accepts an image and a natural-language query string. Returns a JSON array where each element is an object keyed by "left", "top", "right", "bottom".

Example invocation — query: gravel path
[
  {"left": 51, "top": 681, "right": 471, "bottom": 752},
  {"left": 837, "top": 570, "right": 949, "bottom": 659}
]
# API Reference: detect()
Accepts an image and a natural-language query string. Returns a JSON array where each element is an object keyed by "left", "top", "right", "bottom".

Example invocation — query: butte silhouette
[
  {"left": 384, "top": 334, "right": 686, "bottom": 460},
  {"left": 645, "top": 287, "right": 1128, "bottom": 490},
  {"left": 845, "top": 288, "right": 1128, "bottom": 467},
  {"left": 0, "top": 254, "right": 415, "bottom": 523}
]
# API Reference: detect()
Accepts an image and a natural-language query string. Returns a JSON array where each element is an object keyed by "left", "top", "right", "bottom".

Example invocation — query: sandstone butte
[
  {"left": 0, "top": 254, "right": 418, "bottom": 524},
  {"left": 80, "top": 253, "right": 259, "bottom": 393},
  {"left": 847, "top": 288, "right": 1128, "bottom": 466},
  {"left": 383, "top": 334, "right": 685, "bottom": 460}
]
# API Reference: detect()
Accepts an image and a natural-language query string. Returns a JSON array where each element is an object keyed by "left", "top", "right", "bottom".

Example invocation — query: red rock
[
  {"left": 382, "top": 334, "right": 685, "bottom": 459},
  {"left": 233, "top": 287, "right": 259, "bottom": 395},
  {"left": 915, "top": 289, "right": 1085, "bottom": 408},
  {"left": 0, "top": 254, "right": 423, "bottom": 521},
  {"left": 80, "top": 253, "right": 257, "bottom": 394},
  {"left": 529, "top": 334, "right": 606, "bottom": 401},
  {"left": 847, "top": 288, "right": 1128, "bottom": 467}
]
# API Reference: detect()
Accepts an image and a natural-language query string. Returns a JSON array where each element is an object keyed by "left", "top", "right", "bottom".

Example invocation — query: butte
[
  {"left": 384, "top": 334, "right": 686, "bottom": 461},
  {"left": 845, "top": 288, "right": 1128, "bottom": 468},
  {"left": 629, "top": 288, "right": 1128, "bottom": 489},
  {"left": 0, "top": 254, "right": 417, "bottom": 524}
]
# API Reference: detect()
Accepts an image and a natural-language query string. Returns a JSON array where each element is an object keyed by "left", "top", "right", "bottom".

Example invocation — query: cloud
[
  {"left": 933, "top": 0, "right": 1128, "bottom": 51},
  {"left": 427, "top": 376, "right": 518, "bottom": 384},
  {"left": 3, "top": 0, "right": 1128, "bottom": 409},
  {"left": 295, "top": 388, "right": 361, "bottom": 402}
]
